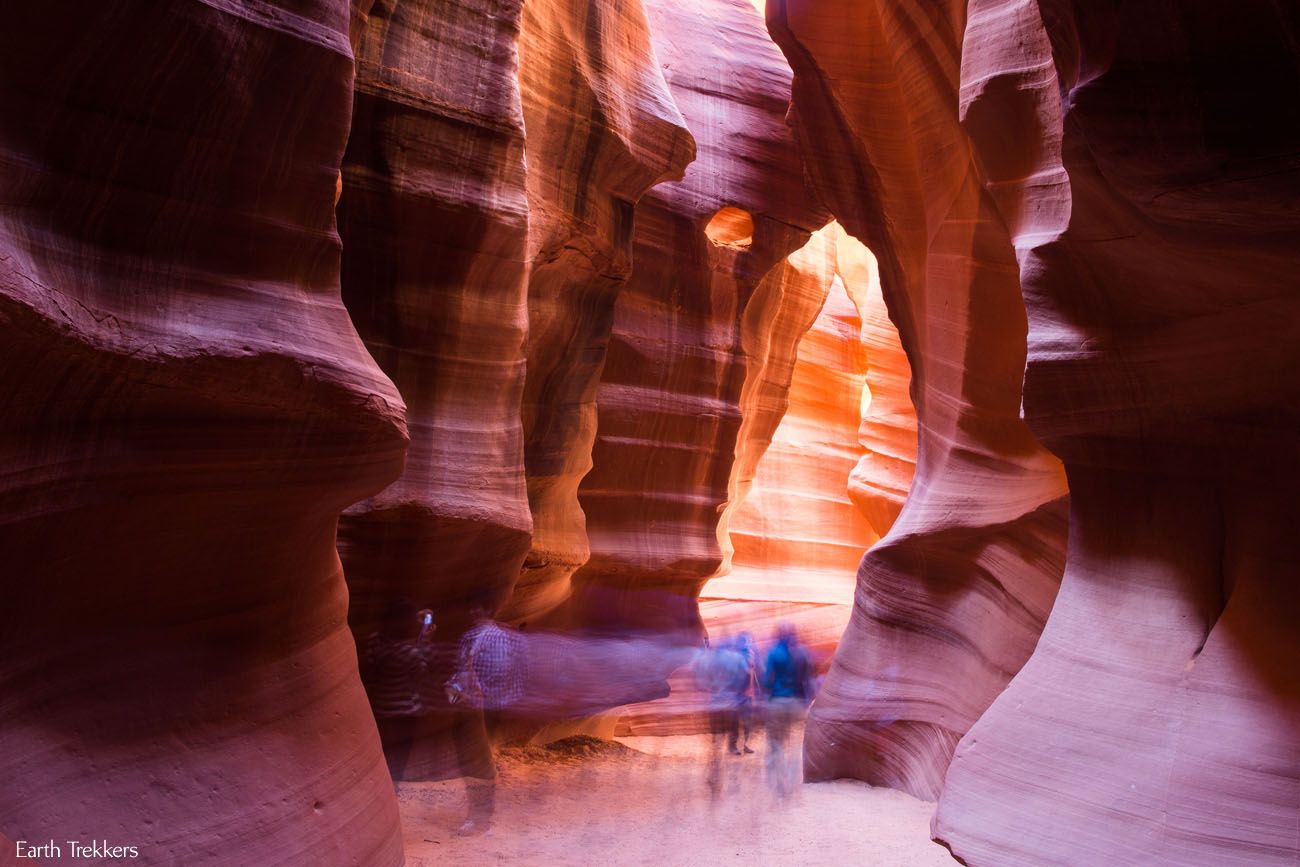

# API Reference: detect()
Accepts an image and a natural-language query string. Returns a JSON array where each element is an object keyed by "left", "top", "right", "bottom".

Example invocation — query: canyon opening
[{"left": 2, "top": 1, "right": 1297, "bottom": 866}]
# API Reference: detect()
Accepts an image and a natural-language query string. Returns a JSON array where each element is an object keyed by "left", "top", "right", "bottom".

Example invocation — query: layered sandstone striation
[
  {"left": 769, "top": 0, "right": 1070, "bottom": 798},
  {"left": 339, "top": 0, "right": 692, "bottom": 777},
  {"left": 0, "top": 1, "right": 406, "bottom": 863},
  {"left": 619, "top": 223, "right": 917, "bottom": 737},
  {"left": 712, "top": 224, "right": 915, "bottom": 660},
  {"left": 8, "top": 0, "right": 1295, "bottom": 863},
  {"left": 640, "top": 225, "right": 916, "bottom": 738},
  {"left": 510, "top": 0, "right": 695, "bottom": 623},
  {"left": 342, "top": 0, "right": 845, "bottom": 756},
  {"left": 841, "top": 229, "right": 918, "bottom": 540},
  {"left": 933, "top": 3, "right": 1300, "bottom": 865},
  {"left": 562, "top": 0, "right": 832, "bottom": 636},
  {"left": 772, "top": 0, "right": 1300, "bottom": 862},
  {"left": 339, "top": 0, "right": 534, "bottom": 783},
  {"left": 340, "top": 0, "right": 532, "bottom": 635}
]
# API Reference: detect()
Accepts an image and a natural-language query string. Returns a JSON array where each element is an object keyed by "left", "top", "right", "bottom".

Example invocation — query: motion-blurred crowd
[
  {"left": 692, "top": 624, "right": 816, "bottom": 800},
  {"left": 360, "top": 608, "right": 819, "bottom": 834}
]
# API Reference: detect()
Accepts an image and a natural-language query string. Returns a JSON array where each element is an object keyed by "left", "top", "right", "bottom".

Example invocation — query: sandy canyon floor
[{"left": 398, "top": 729, "right": 957, "bottom": 866}]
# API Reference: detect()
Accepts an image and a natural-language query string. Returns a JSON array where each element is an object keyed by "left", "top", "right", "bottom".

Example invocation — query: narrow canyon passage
[
  {"left": 614, "top": 223, "right": 917, "bottom": 738},
  {"left": 391, "top": 219, "right": 935, "bottom": 862},
  {"left": 711, "top": 226, "right": 913, "bottom": 667},
  {"left": 2, "top": 0, "right": 1297, "bottom": 865}
]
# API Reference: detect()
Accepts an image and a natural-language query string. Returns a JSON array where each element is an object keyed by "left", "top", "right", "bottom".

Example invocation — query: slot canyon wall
[
  {"left": 4, "top": 0, "right": 1297, "bottom": 864},
  {"left": 0, "top": 1, "right": 407, "bottom": 864},
  {"left": 769, "top": 0, "right": 1071, "bottom": 799},
  {"left": 0, "top": 0, "right": 859, "bottom": 858},
  {"left": 338, "top": 0, "right": 846, "bottom": 768},
  {"left": 557, "top": 0, "right": 831, "bottom": 636},
  {"left": 337, "top": 0, "right": 695, "bottom": 779},
  {"left": 620, "top": 224, "right": 919, "bottom": 736},
  {"left": 772, "top": 0, "right": 1300, "bottom": 865},
  {"left": 710, "top": 224, "right": 916, "bottom": 675},
  {"left": 936, "top": 3, "right": 1300, "bottom": 865}
]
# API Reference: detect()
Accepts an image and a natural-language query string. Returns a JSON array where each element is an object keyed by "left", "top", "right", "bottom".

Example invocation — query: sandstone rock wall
[
  {"left": 340, "top": 0, "right": 846, "bottom": 755},
  {"left": 510, "top": 0, "right": 695, "bottom": 623},
  {"left": 0, "top": 1, "right": 407, "bottom": 862},
  {"left": 771, "top": 1, "right": 1300, "bottom": 862},
  {"left": 9, "top": 1, "right": 1294, "bottom": 863},
  {"left": 712, "top": 224, "right": 915, "bottom": 661},
  {"left": 842, "top": 229, "right": 918, "bottom": 539},
  {"left": 561, "top": 0, "right": 831, "bottom": 636},
  {"left": 339, "top": 0, "right": 692, "bottom": 777},
  {"left": 769, "top": 0, "right": 1070, "bottom": 799},
  {"left": 933, "top": 3, "right": 1300, "bottom": 864},
  {"left": 340, "top": 0, "right": 533, "bottom": 642},
  {"left": 618, "top": 223, "right": 914, "bottom": 736}
]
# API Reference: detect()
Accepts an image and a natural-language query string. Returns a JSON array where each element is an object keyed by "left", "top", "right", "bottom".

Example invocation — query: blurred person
[
  {"left": 761, "top": 622, "right": 814, "bottom": 799},
  {"left": 444, "top": 607, "right": 526, "bottom": 835},
  {"left": 696, "top": 638, "right": 749, "bottom": 738},
  {"left": 446, "top": 608, "right": 527, "bottom": 712},
  {"left": 359, "top": 606, "right": 439, "bottom": 779},
  {"left": 694, "top": 637, "right": 747, "bottom": 796},
  {"left": 727, "top": 632, "right": 758, "bottom": 755}
]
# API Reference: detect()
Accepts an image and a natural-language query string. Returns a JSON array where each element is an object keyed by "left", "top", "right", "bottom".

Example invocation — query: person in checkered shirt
[
  {"left": 445, "top": 611, "right": 527, "bottom": 711},
  {"left": 442, "top": 607, "right": 529, "bottom": 836}
]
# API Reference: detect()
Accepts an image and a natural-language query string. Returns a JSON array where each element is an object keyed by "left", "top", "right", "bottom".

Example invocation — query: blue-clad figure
[{"left": 761, "top": 622, "right": 815, "bottom": 798}]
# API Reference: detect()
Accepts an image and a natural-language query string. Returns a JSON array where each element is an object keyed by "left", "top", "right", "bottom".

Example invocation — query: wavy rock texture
[
  {"left": 616, "top": 227, "right": 835, "bottom": 735},
  {"left": 509, "top": 0, "right": 694, "bottom": 622},
  {"left": 338, "top": 0, "right": 533, "bottom": 784},
  {"left": 717, "top": 230, "right": 837, "bottom": 561},
  {"left": 338, "top": 0, "right": 692, "bottom": 777},
  {"left": 713, "top": 224, "right": 915, "bottom": 658},
  {"left": 0, "top": 1, "right": 406, "bottom": 863},
  {"left": 769, "top": 0, "right": 1070, "bottom": 799},
  {"left": 562, "top": 0, "right": 831, "bottom": 635},
  {"left": 933, "top": 3, "right": 1300, "bottom": 865},
  {"left": 841, "top": 227, "right": 918, "bottom": 540},
  {"left": 620, "top": 223, "right": 917, "bottom": 737},
  {"left": 339, "top": 0, "right": 532, "bottom": 645}
]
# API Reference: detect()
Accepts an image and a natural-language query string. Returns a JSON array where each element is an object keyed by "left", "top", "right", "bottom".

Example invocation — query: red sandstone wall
[
  {"left": 560, "top": 0, "right": 831, "bottom": 635},
  {"left": 339, "top": 0, "right": 693, "bottom": 778},
  {"left": 0, "top": 1, "right": 406, "bottom": 862},
  {"left": 619, "top": 222, "right": 918, "bottom": 737},
  {"left": 338, "top": 0, "right": 534, "bottom": 784},
  {"left": 769, "top": 0, "right": 1070, "bottom": 799},
  {"left": 509, "top": 0, "right": 695, "bottom": 623},
  {"left": 933, "top": 3, "right": 1300, "bottom": 864},
  {"left": 714, "top": 224, "right": 915, "bottom": 660},
  {"left": 340, "top": 0, "right": 533, "bottom": 633},
  {"left": 8, "top": 2, "right": 1294, "bottom": 863},
  {"left": 841, "top": 229, "right": 918, "bottom": 539},
  {"left": 338, "top": 0, "right": 842, "bottom": 770},
  {"left": 771, "top": 1, "right": 1300, "bottom": 863}
]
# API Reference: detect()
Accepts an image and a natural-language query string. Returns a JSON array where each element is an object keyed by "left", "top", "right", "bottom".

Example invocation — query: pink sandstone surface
[
  {"left": 619, "top": 223, "right": 919, "bottom": 737},
  {"left": 509, "top": 0, "right": 695, "bottom": 623},
  {"left": 3, "top": 0, "right": 1298, "bottom": 863},
  {"left": 337, "top": 0, "right": 692, "bottom": 778},
  {"left": 1, "top": 1, "right": 406, "bottom": 863},
  {"left": 770, "top": 0, "right": 1300, "bottom": 863},
  {"left": 932, "top": 3, "right": 1300, "bottom": 864},
  {"left": 559, "top": 0, "right": 831, "bottom": 637},
  {"left": 769, "top": 0, "right": 1070, "bottom": 799},
  {"left": 714, "top": 224, "right": 916, "bottom": 663}
]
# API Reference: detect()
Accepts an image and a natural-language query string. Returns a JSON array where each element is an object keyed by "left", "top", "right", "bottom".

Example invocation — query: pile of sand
[{"left": 498, "top": 735, "right": 643, "bottom": 765}]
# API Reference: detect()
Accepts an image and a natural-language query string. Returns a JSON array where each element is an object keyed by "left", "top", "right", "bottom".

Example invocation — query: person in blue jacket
[{"left": 761, "top": 622, "right": 815, "bottom": 797}]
